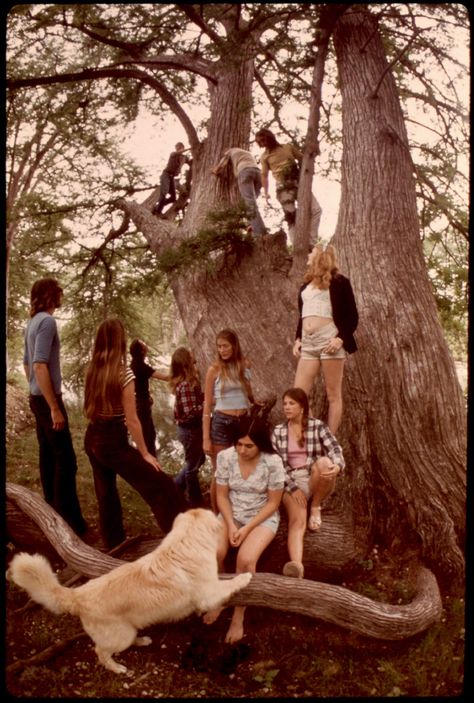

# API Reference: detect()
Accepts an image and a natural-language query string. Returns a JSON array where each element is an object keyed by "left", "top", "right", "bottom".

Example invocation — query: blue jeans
[
  {"left": 237, "top": 167, "right": 266, "bottom": 235},
  {"left": 29, "top": 394, "right": 86, "bottom": 534},
  {"left": 84, "top": 418, "right": 185, "bottom": 549},
  {"left": 174, "top": 421, "right": 206, "bottom": 507}
]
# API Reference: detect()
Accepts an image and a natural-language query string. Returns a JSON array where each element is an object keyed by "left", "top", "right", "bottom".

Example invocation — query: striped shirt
[
  {"left": 272, "top": 417, "right": 345, "bottom": 492},
  {"left": 96, "top": 367, "right": 135, "bottom": 419}
]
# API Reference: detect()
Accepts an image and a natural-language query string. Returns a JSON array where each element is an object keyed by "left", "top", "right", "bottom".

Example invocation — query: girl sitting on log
[
  {"left": 203, "top": 415, "right": 285, "bottom": 643},
  {"left": 272, "top": 387, "right": 345, "bottom": 579}
]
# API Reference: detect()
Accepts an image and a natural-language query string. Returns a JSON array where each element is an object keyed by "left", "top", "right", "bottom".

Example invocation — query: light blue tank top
[{"left": 214, "top": 368, "right": 251, "bottom": 411}]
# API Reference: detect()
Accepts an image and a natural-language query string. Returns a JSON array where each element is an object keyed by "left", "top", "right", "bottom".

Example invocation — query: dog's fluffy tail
[{"left": 8, "top": 553, "right": 74, "bottom": 615}]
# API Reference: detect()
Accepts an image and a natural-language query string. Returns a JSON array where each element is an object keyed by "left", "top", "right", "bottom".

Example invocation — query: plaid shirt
[
  {"left": 174, "top": 381, "right": 203, "bottom": 425},
  {"left": 271, "top": 417, "right": 345, "bottom": 493}
]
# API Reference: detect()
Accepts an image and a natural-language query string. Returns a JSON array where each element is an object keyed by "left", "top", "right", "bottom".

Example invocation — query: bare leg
[
  {"left": 282, "top": 492, "right": 307, "bottom": 573},
  {"left": 294, "top": 357, "right": 321, "bottom": 398},
  {"left": 225, "top": 525, "right": 275, "bottom": 643},
  {"left": 308, "top": 457, "right": 340, "bottom": 530},
  {"left": 202, "top": 515, "right": 229, "bottom": 624},
  {"left": 321, "top": 358, "right": 345, "bottom": 435}
]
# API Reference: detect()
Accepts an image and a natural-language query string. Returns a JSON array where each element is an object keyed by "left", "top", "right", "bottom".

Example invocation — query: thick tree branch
[
  {"left": 8, "top": 67, "right": 200, "bottom": 150},
  {"left": 6, "top": 482, "right": 443, "bottom": 641},
  {"left": 178, "top": 4, "right": 224, "bottom": 45}
]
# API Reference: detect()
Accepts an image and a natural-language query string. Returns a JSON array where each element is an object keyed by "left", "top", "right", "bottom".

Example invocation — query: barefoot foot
[
  {"left": 225, "top": 620, "right": 244, "bottom": 644},
  {"left": 203, "top": 606, "right": 224, "bottom": 625},
  {"left": 308, "top": 505, "right": 322, "bottom": 531}
]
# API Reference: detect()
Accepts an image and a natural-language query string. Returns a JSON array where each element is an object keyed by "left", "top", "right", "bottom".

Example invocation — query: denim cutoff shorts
[
  {"left": 218, "top": 511, "right": 280, "bottom": 535},
  {"left": 301, "top": 321, "right": 346, "bottom": 360},
  {"left": 288, "top": 468, "right": 312, "bottom": 499},
  {"left": 211, "top": 410, "right": 248, "bottom": 447}
]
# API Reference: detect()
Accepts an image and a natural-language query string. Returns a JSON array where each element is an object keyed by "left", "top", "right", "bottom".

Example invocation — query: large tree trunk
[
  {"left": 6, "top": 483, "right": 442, "bottom": 641},
  {"left": 324, "top": 7, "right": 466, "bottom": 585},
  {"left": 119, "top": 7, "right": 465, "bottom": 588}
]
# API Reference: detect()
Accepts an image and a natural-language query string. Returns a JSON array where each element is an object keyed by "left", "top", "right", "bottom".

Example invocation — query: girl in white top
[
  {"left": 293, "top": 244, "right": 358, "bottom": 434},
  {"left": 203, "top": 416, "right": 285, "bottom": 643}
]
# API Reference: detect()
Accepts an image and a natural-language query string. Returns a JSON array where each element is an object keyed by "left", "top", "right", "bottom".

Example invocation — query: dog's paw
[
  {"left": 134, "top": 636, "right": 152, "bottom": 647},
  {"left": 106, "top": 661, "right": 128, "bottom": 675},
  {"left": 236, "top": 572, "right": 252, "bottom": 588}
]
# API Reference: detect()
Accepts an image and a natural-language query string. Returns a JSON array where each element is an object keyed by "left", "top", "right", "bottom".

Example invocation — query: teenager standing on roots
[
  {"left": 129, "top": 339, "right": 168, "bottom": 456},
  {"left": 203, "top": 416, "right": 285, "bottom": 643},
  {"left": 203, "top": 329, "right": 254, "bottom": 512},
  {"left": 272, "top": 387, "right": 345, "bottom": 579},
  {"left": 169, "top": 347, "right": 206, "bottom": 508},
  {"left": 293, "top": 244, "right": 358, "bottom": 435},
  {"left": 84, "top": 318, "right": 185, "bottom": 550}
]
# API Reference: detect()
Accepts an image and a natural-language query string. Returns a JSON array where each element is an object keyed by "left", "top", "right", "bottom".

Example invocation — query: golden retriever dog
[{"left": 8, "top": 508, "right": 252, "bottom": 674}]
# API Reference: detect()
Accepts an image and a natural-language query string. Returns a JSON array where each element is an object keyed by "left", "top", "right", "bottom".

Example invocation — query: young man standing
[{"left": 23, "top": 278, "right": 87, "bottom": 535}]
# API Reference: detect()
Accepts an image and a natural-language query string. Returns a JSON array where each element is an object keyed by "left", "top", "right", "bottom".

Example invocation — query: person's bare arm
[{"left": 122, "top": 380, "right": 161, "bottom": 470}]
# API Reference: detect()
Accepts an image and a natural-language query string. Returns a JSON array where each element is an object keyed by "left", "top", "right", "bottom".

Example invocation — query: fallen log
[{"left": 6, "top": 482, "right": 442, "bottom": 640}]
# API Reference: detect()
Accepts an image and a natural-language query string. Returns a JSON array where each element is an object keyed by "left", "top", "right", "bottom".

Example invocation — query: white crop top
[{"left": 301, "top": 284, "right": 333, "bottom": 319}]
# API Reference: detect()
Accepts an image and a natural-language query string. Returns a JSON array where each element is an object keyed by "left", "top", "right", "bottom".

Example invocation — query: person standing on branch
[
  {"left": 293, "top": 244, "right": 358, "bottom": 435},
  {"left": 272, "top": 387, "right": 345, "bottom": 579},
  {"left": 255, "top": 128, "right": 322, "bottom": 246},
  {"left": 84, "top": 318, "right": 185, "bottom": 550},
  {"left": 23, "top": 278, "right": 87, "bottom": 536},
  {"left": 153, "top": 142, "right": 190, "bottom": 216},
  {"left": 211, "top": 147, "right": 267, "bottom": 236}
]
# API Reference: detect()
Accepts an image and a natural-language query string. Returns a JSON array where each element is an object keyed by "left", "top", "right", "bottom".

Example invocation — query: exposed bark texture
[
  {"left": 6, "top": 483, "right": 442, "bottom": 641},
  {"left": 318, "top": 6, "right": 466, "bottom": 584}
]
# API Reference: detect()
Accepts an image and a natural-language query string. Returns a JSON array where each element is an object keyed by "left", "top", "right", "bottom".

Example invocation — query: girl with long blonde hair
[
  {"left": 293, "top": 244, "right": 358, "bottom": 434},
  {"left": 84, "top": 318, "right": 184, "bottom": 550},
  {"left": 202, "top": 329, "right": 255, "bottom": 511}
]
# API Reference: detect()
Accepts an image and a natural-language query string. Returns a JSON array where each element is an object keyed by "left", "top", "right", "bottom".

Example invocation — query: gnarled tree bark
[{"left": 6, "top": 483, "right": 442, "bottom": 641}]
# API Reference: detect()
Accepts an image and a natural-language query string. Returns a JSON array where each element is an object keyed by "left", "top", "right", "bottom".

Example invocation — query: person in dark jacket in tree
[
  {"left": 293, "top": 244, "right": 358, "bottom": 434},
  {"left": 153, "top": 142, "right": 191, "bottom": 216}
]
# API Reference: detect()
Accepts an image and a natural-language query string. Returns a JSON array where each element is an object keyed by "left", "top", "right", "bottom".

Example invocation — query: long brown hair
[
  {"left": 283, "top": 387, "right": 309, "bottom": 447},
  {"left": 169, "top": 347, "right": 201, "bottom": 394},
  {"left": 29, "top": 278, "right": 63, "bottom": 317},
  {"left": 84, "top": 318, "right": 127, "bottom": 420},
  {"left": 303, "top": 244, "right": 338, "bottom": 288},
  {"left": 214, "top": 329, "right": 254, "bottom": 403}
]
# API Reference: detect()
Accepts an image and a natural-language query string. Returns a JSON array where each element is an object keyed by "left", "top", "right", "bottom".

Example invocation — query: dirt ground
[{"left": 4, "top": 384, "right": 465, "bottom": 698}]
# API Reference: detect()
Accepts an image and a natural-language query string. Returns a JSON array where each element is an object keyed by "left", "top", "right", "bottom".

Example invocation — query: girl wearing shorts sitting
[{"left": 272, "top": 387, "right": 345, "bottom": 579}]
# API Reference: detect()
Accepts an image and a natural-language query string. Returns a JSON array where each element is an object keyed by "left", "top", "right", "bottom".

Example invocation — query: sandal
[
  {"left": 283, "top": 561, "right": 304, "bottom": 579},
  {"left": 308, "top": 506, "right": 322, "bottom": 531}
]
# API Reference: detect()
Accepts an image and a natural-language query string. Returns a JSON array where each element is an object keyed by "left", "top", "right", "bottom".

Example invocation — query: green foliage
[{"left": 157, "top": 203, "right": 254, "bottom": 276}]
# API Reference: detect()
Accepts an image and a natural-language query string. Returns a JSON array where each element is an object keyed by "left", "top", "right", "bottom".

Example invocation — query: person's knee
[
  {"left": 237, "top": 557, "right": 257, "bottom": 573},
  {"left": 312, "top": 457, "right": 332, "bottom": 476}
]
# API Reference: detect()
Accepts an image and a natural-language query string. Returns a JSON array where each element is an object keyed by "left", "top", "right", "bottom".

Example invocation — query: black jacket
[{"left": 295, "top": 273, "right": 358, "bottom": 354}]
